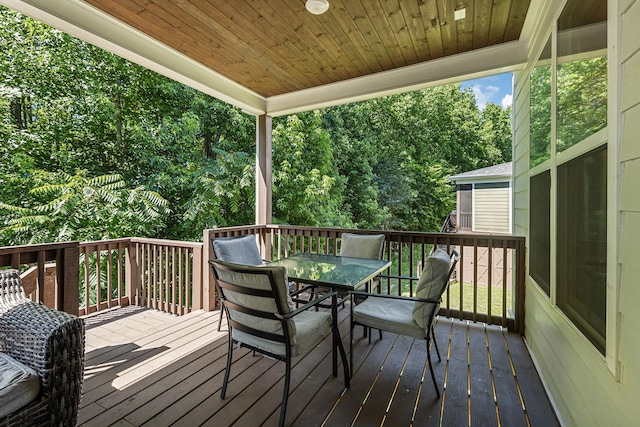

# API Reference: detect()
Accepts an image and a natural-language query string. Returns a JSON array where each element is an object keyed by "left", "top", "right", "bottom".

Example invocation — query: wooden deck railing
[
  {"left": 458, "top": 212, "right": 473, "bottom": 230},
  {"left": 0, "top": 242, "right": 80, "bottom": 315},
  {"left": 1, "top": 226, "right": 525, "bottom": 333},
  {"left": 78, "top": 238, "right": 203, "bottom": 316},
  {"left": 1, "top": 238, "right": 203, "bottom": 317}
]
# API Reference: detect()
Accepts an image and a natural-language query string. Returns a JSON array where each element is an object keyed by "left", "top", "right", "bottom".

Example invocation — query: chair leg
[
  {"left": 279, "top": 357, "right": 292, "bottom": 427},
  {"left": 217, "top": 300, "right": 225, "bottom": 331},
  {"left": 349, "top": 309, "right": 354, "bottom": 379},
  {"left": 431, "top": 324, "right": 441, "bottom": 361},
  {"left": 220, "top": 336, "right": 234, "bottom": 399},
  {"left": 426, "top": 339, "right": 441, "bottom": 399},
  {"left": 335, "top": 321, "right": 350, "bottom": 388}
]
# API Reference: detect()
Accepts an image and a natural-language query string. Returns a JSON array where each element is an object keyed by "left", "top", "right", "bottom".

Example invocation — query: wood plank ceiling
[{"left": 83, "top": 0, "right": 532, "bottom": 98}]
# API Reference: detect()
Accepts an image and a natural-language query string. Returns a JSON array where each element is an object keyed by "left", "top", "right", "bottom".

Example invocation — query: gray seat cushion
[
  {"left": 353, "top": 297, "right": 425, "bottom": 340},
  {"left": 212, "top": 235, "right": 263, "bottom": 266},
  {"left": 233, "top": 310, "right": 332, "bottom": 357},
  {"left": 412, "top": 248, "right": 451, "bottom": 329},
  {"left": 0, "top": 352, "right": 41, "bottom": 418}
]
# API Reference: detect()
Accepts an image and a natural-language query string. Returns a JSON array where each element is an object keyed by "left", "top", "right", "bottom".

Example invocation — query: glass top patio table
[{"left": 268, "top": 253, "right": 391, "bottom": 291}]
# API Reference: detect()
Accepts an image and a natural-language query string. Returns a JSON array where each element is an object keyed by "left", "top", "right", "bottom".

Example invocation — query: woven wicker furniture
[{"left": 0, "top": 269, "right": 85, "bottom": 426}]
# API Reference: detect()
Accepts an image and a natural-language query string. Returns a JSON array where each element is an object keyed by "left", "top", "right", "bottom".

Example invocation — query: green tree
[
  {"left": 324, "top": 85, "right": 496, "bottom": 232},
  {"left": 480, "top": 103, "right": 513, "bottom": 163},
  {"left": 0, "top": 6, "right": 257, "bottom": 242},
  {"left": 557, "top": 56, "right": 607, "bottom": 151},
  {"left": 272, "top": 111, "right": 350, "bottom": 227},
  {"left": 530, "top": 65, "right": 552, "bottom": 166},
  {"left": 0, "top": 171, "right": 169, "bottom": 245}
]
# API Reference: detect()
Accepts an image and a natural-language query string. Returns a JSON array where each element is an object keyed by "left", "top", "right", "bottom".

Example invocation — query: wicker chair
[{"left": 0, "top": 269, "right": 85, "bottom": 427}]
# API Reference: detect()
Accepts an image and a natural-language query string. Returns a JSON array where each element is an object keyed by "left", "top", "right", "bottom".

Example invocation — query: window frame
[{"left": 526, "top": 1, "right": 619, "bottom": 376}]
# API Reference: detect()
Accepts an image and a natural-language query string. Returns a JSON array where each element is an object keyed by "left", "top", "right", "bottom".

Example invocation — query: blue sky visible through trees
[{"left": 461, "top": 72, "right": 513, "bottom": 110}]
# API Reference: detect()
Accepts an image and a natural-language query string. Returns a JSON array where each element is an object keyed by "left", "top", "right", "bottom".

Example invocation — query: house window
[
  {"left": 458, "top": 184, "right": 472, "bottom": 230},
  {"left": 529, "top": 171, "right": 550, "bottom": 295},
  {"left": 556, "top": 2, "right": 607, "bottom": 153},
  {"left": 557, "top": 146, "right": 607, "bottom": 355},
  {"left": 556, "top": 55, "right": 607, "bottom": 152},
  {"left": 527, "top": 0, "right": 609, "bottom": 356}
]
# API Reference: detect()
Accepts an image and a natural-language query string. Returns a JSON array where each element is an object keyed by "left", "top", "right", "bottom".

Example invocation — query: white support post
[{"left": 256, "top": 114, "right": 272, "bottom": 225}]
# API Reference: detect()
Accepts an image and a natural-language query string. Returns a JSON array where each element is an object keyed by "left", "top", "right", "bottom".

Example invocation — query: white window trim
[
  {"left": 605, "top": 0, "right": 620, "bottom": 380},
  {"left": 527, "top": 9, "right": 619, "bottom": 378}
]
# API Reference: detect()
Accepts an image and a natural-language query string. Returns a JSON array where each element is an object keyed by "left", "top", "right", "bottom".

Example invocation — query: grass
[
  {"left": 444, "top": 280, "right": 513, "bottom": 318},
  {"left": 380, "top": 278, "right": 513, "bottom": 319}
]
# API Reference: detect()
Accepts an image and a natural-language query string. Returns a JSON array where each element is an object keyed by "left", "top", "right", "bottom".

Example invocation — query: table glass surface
[{"left": 268, "top": 253, "right": 390, "bottom": 291}]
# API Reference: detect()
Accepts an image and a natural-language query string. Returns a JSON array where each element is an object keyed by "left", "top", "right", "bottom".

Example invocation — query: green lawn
[
  {"left": 444, "top": 280, "right": 513, "bottom": 318},
  {"left": 381, "top": 279, "right": 512, "bottom": 319}
]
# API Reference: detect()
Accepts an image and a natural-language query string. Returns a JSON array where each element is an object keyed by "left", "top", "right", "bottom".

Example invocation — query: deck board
[
  {"left": 468, "top": 322, "right": 499, "bottom": 426},
  {"left": 79, "top": 305, "right": 559, "bottom": 426},
  {"left": 441, "top": 318, "right": 472, "bottom": 426}
]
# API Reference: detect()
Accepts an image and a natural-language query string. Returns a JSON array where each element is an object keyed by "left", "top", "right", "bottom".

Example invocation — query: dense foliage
[{"left": 0, "top": 7, "right": 512, "bottom": 246}]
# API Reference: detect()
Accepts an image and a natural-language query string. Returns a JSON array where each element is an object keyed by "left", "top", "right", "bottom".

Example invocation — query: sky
[{"left": 460, "top": 72, "right": 513, "bottom": 110}]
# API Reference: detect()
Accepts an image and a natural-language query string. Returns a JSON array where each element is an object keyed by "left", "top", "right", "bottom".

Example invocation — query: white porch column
[{"left": 256, "top": 114, "right": 272, "bottom": 225}]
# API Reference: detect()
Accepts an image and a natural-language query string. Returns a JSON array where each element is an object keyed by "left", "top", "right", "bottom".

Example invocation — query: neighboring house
[
  {"left": 447, "top": 163, "right": 513, "bottom": 290},
  {"left": 448, "top": 162, "right": 512, "bottom": 234}
]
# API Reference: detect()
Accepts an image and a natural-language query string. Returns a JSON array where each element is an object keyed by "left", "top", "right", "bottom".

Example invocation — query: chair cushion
[
  {"left": 233, "top": 310, "right": 331, "bottom": 357},
  {"left": 340, "top": 233, "right": 385, "bottom": 260},
  {"left": 212, "top": 235, "right": 263, "bottom": 266},
  {"left": 215, "top": 262, "right": 293, "bottom": 314},
  {"left": 0, "top": 352, "right": 40, "bottom": 418},
  {"left": 353, "top": 297, "right": 425, "bottom": 340},
  {"left": 413, "top": 248, "right": 451, "bottom": 329}
]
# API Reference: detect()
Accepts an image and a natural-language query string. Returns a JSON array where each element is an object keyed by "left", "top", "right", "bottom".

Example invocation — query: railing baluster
[
  {"left": 84, "top": 246, "right": 90, "bottom": 315},
  {"left": 178, "top": 247, "right": 184, "bottom": 316},
  {"left": 487, "top": 239, "right": 493, "bottom": 323},
  {"left": 107, "top": 245, "right": 113, "bottom": 309},
  {"left": 37, "top": 251, "right": 45, "bottom": 304},
  {"left": 502, "top": 241, "right": 508, "bottom": 327},
  {"left": 118, "top": 242, "right": 124, "bottom": 306},
  {"left": 146, "top": 243, "right": 152, "bottom": 308},
  {"left": 165, "top": 246, "right": 170, "bottom": 312},
  {"left": 459, "top": 244, "right": 464, "bottom": 321},
  {"left": 185, "top": 248, "right": 191, "bottom": 314},
  {"left": 171, "top": 247, "right": 176, "bottom": 315},
  {"left": 473, "top": 239, "right": 478, "bottom": 324}
]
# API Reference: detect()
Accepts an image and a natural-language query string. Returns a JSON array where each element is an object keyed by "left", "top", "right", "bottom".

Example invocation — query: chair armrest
[
  {"left": 350, "top": 290, "right": 441, "bottom": 305},
  {"left": 279, "top": 291, "right": 337, "bottom": 319},
  {"left": 0, "top": 300, "right": 85, "bottom": 423},
  {"left": 377, "top": 274, "right": 419, "bottom": 281}
]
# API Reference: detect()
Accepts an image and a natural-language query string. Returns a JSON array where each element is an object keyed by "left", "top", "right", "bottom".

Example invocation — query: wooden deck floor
[{"left": 79, "top": 305, "right": 558, "bottom": 427}]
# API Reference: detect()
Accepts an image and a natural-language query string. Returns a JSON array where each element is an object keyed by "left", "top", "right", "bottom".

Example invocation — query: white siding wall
[
  {"left": 617, "top": 0, "right": 640, "bottom": 417},
  {"left": 473, "top": 184, "right": 511, "bottom": 233},
  {"left": 514, "top": 1, "right": 640, "bottom": 425}
]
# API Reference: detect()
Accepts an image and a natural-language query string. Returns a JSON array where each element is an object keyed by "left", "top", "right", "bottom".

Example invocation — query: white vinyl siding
[
  {"left": 513, "top": 1, "right": 640, "bottom": 426},
  {"left": 473, "top": 182, "right": 511, "bottom": 233}
]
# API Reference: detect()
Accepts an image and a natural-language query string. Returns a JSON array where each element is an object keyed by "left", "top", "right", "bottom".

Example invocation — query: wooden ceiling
[
  {"left": 558, "top": 0, "right": 607, "bottom": 31},
  {"left": 83, "top": 0, "right": 531, "bottom": 98}
]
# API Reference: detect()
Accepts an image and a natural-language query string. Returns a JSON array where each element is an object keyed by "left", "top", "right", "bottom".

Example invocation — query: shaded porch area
[{"left": 79, "top": 305, "right": 558, "bottom": 427}]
